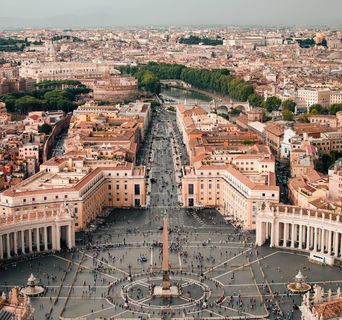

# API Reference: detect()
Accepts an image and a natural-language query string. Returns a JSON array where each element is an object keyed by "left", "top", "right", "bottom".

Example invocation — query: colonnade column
[
  {"left": 306, "top": 226, "right": 310, "bottom": 250},
  {"left": 36, "top": 228, "right": 40, "bottom": 252},
  {"left": 21, "top": 231, "right": 25, "bottom": 254},
  {"left": 314, "top": 227, "right": 318, "bottom": 252},
  {"left": 274, "top": 222, "right": 279, "bottom": 247},
  {"left": 321, "top": 229, "right": 325, "bottom": 253},
  {"left": 291, "top": 224, "right": 296, "bottom": 248},
  {"left": 13, "top": 232, "right": 17, "bottom": 255},
  {"left": 283, "top": 223, "right": 288, "bottom": 247},
  {"left": 298, "top": 225, "right": 303, "bottom": 250},
  {"left": 44, "top": 227, "right": 48, "bottom": 251},
  {"left": 55, "top": 226, "right": 61, "bottom": 251},
  {"left": 28, "top": 229, "right": 33, "bottom": 253},
  {"left": 6, "top": 234, "right": 11, "bottom": 258},
  {"left": 334, "top": 232, "right": 339, "bottom": 257},
  {"left": 270, "top": 222, "right": 275, "bottom": 247},
  {"left": 67, "top": 225, "right": 73, "bottom": 249},
  {"left": 256, "top": 221, "right": 263, "bottom": 246},
  {"left": 327, "top": 231, "right": 332, "bottom": 255}
]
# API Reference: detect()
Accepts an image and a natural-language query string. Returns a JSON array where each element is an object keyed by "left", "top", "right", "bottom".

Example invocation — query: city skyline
[
  {"left": 1, "top": 2, "right": 342, "bottom": 319},
  {"left": 1, "top": 0, "right": 342, "bottom": 29}
]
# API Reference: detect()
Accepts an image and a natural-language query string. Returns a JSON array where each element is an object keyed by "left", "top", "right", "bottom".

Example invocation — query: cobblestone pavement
[{"left": 1, "top": 107, "right": 341, "bottom": 320}]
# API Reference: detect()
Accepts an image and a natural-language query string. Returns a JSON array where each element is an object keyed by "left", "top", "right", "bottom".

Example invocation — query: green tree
[
  {"left": 14, "top": 96, "right": 43, "bottom": 113},
  {"left": 282, "top": 109, "right": 294, "bottom": 121},
  {"left": 329, "top": 104, "right": 342, "bottom": 115},
  {"left": 243, "top": 140, "right": 255, "bottom": 145},
  {"left": 138, "top": 70, "right": 161, "bottom": 94},
  {"left": 248, "top": 93, "right": 264, "bottom": 107},
  {"left": 264, "top": 96, "right": 282, "bottom": 112},
  {"left": 315, "top": 151, "right": 342, "bottom": 173},
  {"left": 229, "top": 107, "right": 242, "bottom": 116},
  {"left": 299, "top": 113, "right": 310, "bottom": 123},
  {"left": 39, "top": 123, "right": 52, "bottom": 135},
  {"left": 310, "top": 104, "right": 328, "bottom": 114},
  {"left": 282, "top": 99, "right": 296, "bottom": 113},
  {"left": 179, "top": 36, "right": 223, "bottom": 46}
]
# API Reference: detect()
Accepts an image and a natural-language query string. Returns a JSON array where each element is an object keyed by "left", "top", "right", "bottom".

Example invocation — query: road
[{"left": 49, "top": 130, "right": 67, "bottom": 158}]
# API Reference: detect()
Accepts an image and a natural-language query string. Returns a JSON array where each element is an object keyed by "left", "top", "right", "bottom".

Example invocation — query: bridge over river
[{"left": 160, "top": 79, "right": 250, "bottom": 113}]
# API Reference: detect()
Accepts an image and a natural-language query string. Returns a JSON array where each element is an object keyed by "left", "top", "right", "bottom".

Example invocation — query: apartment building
[
  {"left": 309, "top": 131, "right": 342, "bottom": 153},
  {"left": 330, "top": 91, "right": 342, "bottom": 105},
  {"left": 0, "top": 156, "right": 146, "bottom": 231},
  {"left": 264, "top": 122, "right": 285, "bottom": 156},
  {"left": 182, "top": 159, "right": 279, "bottom": 229},
  {"left": 177, "top": 104, "right": 279, "bottom": 229},
  {"left": 309, "top": 111, "right": 342, "bottom": 129},
  {"left": 297, "top": 88, "right": 331, "bottom": 111}
]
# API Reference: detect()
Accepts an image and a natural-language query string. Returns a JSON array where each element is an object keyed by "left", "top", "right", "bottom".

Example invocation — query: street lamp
[{"left": 128, "top": 264, "right": 132, "bottom": 281}]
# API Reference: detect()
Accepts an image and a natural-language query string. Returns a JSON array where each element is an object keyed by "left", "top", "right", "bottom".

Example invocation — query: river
[{"left": 160, "top": 86, "right": 212, "bottom": 108}]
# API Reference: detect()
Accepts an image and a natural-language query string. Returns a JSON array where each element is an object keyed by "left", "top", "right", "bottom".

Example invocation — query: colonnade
[
  {"left": 0, "top": 222, "right": 75, "bottom": 260},
  {"left": 256, "top": 204, "right": 342, "bottom": 261},
  {"left": 257, "top": 221, "right": 342, "bottom": 258}
]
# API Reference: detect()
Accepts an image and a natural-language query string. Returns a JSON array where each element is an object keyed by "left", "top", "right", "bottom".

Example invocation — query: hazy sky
[{"left": 0, "top": 0, "right": 341, "bottom": 29}]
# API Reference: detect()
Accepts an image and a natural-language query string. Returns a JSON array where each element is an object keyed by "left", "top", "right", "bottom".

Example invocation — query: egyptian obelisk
[{"left": 162, "top": 216, "right": 170, "bottom": 290}]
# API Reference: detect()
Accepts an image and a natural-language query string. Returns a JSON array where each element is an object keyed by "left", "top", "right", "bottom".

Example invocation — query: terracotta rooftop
[
  {"left": 264, "top": 122, "right": 284, "bottom": 137},
  {"left": 313, "top": 298, "right": 342, "bottom": 320}
]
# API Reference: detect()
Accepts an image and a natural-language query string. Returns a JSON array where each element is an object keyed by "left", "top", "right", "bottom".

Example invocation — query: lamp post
[{"left": 128, "top": 264, "right": 132, "bottom": 281}]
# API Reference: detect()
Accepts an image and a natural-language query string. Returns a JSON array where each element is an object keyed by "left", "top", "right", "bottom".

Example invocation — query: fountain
[
  {"left": 20, "top": 274, "right": 45, "bottom": 297},
  {"left": 287, "top": 270, "right": 311, "bottom": 294}
]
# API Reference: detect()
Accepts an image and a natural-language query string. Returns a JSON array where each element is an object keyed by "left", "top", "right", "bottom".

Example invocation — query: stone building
[{"left": 91, "top": 74, "right": 138, "bottom": 103}]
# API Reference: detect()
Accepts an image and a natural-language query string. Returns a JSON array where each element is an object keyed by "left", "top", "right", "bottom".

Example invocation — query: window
[
  {"left": 134, "top": 184, "right": 140, "bottom": 195},
  {"left": 124, "top": 184, "right": 127, "bottom": 190},
  {"left": 64, "top": 195, "right": 68, "bottom": 199},
  {"left": 188, "top": 184, "right": 194, "bottom": 195},
  {"left": 262, "top": 193, "right": 265, "bottom": 197},
  {"left": 108, "top": 185, "right": 111, "bottom": 190}
]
